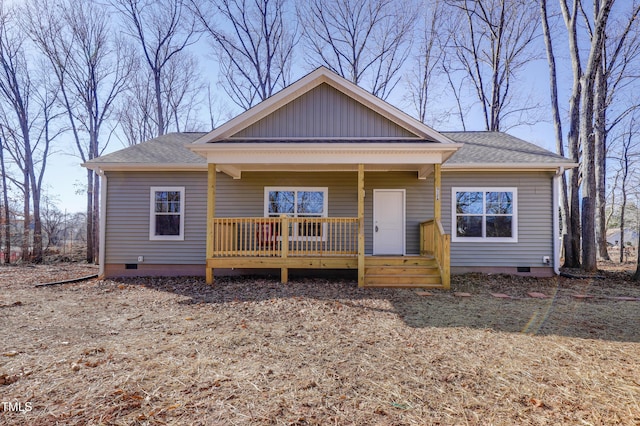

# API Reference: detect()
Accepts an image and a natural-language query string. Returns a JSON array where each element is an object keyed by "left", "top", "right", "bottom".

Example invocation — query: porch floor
[{"left": 207, "top": 254, "right": 444, "bottom": 289}]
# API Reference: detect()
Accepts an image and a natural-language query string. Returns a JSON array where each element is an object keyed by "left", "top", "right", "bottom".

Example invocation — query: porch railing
[
  {"left": 420, "top": 219, "right": 451, "bottom": 289},
  {"left": 211, "top": 217, "right": 359, "bottom": 257}
]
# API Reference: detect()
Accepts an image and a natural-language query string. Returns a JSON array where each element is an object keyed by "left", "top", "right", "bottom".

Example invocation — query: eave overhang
[
  {"left": 442, "top": 162, "right": 578, "bottom": 171},
  {"left": 81, "top": 163, "right": 206, "bottom": 172}
]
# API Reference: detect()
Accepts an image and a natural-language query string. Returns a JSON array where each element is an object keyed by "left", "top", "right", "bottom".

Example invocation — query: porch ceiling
[{"left": 216, "top": 163, "right": 435, "bottom": 179}]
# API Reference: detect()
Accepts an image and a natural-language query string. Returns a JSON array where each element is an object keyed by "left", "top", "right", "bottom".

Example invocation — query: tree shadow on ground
[{"left": 117, "top": 272, "right": 640, "bottom": 344}]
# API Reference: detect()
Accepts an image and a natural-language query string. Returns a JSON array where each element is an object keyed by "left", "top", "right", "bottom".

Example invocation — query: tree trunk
[
  {"left": 22, "top": 172, "right": 30, "bottom": 262},
  {"left": 595, "top": 61, "right": 610, "bottom": 260},
  {"left": 0, "top": 137, "right": 10, "bottom": 264},
  {"left": 31, "top": 184, "right": 42, "bottom": 263},
  {"left": 540, "top": 0, "right": 571, "bottom": 266},
  {"left": 154, "top": 71, "right": 165, "bottom": 136},
  {"left": 633, "top": 219, "right": 640, "bottom": 280},
  {"left": 579, "top": 0, "right": 614, "bottom": 273},
  {"left": 618, "top": 190, "right": 625, "bottom": 263}
]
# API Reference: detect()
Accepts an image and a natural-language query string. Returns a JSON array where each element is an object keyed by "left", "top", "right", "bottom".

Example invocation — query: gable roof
[
  {"left": 83, "top": 131, "right": 575, "bottom": 172},
  {"left": 191, "top": 67, "right": 456, "bottom": 145}
]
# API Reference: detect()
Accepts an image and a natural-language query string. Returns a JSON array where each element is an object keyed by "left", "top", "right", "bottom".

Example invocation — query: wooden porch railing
[
  {"left": 420, "top": 219, "right": 451, "bottom": 289},
  {"left": 211, "top": 217, "right": 359, "bottom": 257}
]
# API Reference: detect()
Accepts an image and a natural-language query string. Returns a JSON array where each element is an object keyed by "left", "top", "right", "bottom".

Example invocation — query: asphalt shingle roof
[
  {"left": 87, "top": 132, "right": 206, "bottom": 165},
  {"left": 84, "top": 131, "right": 572, "bottom": 167},
  {"left": 442, "top": 131, "right": 569, "bottom": 165}
]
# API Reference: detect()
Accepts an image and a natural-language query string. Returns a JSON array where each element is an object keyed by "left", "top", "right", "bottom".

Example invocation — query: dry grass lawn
[{"left": 1, "top": 262, "right": 639, "bottom": 425}]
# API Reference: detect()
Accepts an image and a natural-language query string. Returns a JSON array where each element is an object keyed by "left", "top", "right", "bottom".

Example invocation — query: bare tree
[
  {"left": 443, "top": 0, "right": 541, "bottom": 132},
  {"left": 579, "top": 0, "right": 615, "bottom": 272},
  {"left": 405, "top": 0, "right": 448, "bottom": 124},
  {"left": 118, "top": 51, "right": 204, "bottom": 146},
  {"left": 540, "top": 0, "right": 573, "bottom": 266},
  {"left": 298, "top": 0, "right": 416, "bottom": 100},
  {"left": 0, "top": 133, "right": 10, "bottom": 263},
  {"left": 192, "top": 0, "right": 298, "bottom": 110},
  {"left": 594, "top": 3, "right": 640, "bottom": 261},
  {"left": 112, "top": 0, "right": 198, "bottom": 136},
  {"left": 26, "top": 0, "right": 135, "bottom": 263},
  {"left": 0, "top": 5, "right": 59, "bottom": 263}
]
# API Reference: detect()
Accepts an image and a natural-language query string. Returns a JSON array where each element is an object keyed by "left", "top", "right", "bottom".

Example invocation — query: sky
[{"left": 40, "top": 8, "right": 562, "bottom": 215}]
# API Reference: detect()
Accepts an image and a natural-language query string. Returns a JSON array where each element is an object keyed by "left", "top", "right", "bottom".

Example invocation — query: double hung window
[
  {"left": 264, "top": 187, "right": 328, "bottom": 239},
  {"left": 150, "top": 187, "right": 185, "bottom": 240},
  {"left": 452, "top": 188, "right": 517, "bottom": 242}
]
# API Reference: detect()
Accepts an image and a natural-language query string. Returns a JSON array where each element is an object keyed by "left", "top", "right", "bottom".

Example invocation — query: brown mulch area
[{"left": 1, "top": 263, "right": 639, "bottom": 425}]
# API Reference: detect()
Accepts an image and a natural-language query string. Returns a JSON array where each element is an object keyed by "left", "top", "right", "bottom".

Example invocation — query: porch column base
[
  {"left": 281, "top": 267, "right": 289, "bottom": 284},
  {"left": 206, "top": 268, "right": 214, "bottom": 285}
]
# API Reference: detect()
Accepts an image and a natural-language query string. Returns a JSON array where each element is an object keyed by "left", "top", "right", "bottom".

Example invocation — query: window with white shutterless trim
[
  {"left": 264, "top": 187, "right": 328, "bottom": 240},
  {"left": 150, "top": 187, "right": 185, "bottom": 241},
  {"left": 452, "top": 188, "right": 517, "bottom": 243}
]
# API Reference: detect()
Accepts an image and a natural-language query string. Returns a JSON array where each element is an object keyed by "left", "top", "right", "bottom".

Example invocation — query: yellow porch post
[
  {"left": 206, "top": 164, "right": 216, "bottom": 284},
  {"left": 280, "top": 214, "right": 289, "bottom": 284},
  {"left": 357, "top": 164, "right": 365, "bottom": 287},
  {"left": 434, "top": 163, "right": 441, "bottom": 222}
]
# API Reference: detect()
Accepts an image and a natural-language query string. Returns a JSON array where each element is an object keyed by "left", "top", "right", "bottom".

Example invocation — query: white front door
[{"left": 373, "top": 189, "right": 405, "bottom": 255}]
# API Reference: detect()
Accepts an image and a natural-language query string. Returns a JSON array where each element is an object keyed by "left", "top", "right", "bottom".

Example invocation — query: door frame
[{"left": 372, "top": 189, "right": 406, "bottom": 255}]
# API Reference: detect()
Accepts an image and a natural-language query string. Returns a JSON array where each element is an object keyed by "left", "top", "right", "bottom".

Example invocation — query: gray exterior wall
[
  {"left": 216, "top": 171, "right": 434, "bottom": 255},
  {"left": 105, "top": 171, "right": 207, "bottom": 265},
  {"left": 104, "top": 169, "right": 554, "bottom": 269},
  {"left": 441, "top": 171, "right": 554, "bottom": 268},
  {"left": 233, "top": 84, "right": 416, "bottom": 138}
]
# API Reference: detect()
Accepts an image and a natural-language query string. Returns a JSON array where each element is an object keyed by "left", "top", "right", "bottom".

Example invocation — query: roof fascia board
[
  {"left": 442, "top": 163, "right": 578, "bottom": 171},
  {"left": 192, "top": 68, "right": 456, "bottom": 145},
  {"left": 82, "top": 163, "right": 207, "bottom": 172}
]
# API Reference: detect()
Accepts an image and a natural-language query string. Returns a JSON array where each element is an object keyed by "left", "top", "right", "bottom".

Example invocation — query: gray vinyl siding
[
  {"left": 233, "top": 84, "right": 416, "bottom": 138},
  {"left": 441, "top": 171, "right": 554, "bottom": 267},
  {"left": 105, "top": 169, "right": 554, "bottom": 267},
  {"left": 105, "top": 171, "right": 207, "bottom": 265},
  {"left": 217, "top": 171, "right": 434, "bottom": 255}
]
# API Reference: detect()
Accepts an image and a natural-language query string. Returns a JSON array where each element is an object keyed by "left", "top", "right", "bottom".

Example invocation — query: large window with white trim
[
  {"left": 150, "top": 187, "right": 185, "bottom": 241},
  {"left": 264, "top": 187, "right": 328, "bottom": 238},
  {"left": 452, "top": 188, "right": 517, "bottom": 242}
]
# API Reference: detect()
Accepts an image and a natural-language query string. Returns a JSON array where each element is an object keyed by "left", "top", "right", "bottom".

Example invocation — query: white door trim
[{"left": 373, "top": 189, "right": 406, "bottom": 255}]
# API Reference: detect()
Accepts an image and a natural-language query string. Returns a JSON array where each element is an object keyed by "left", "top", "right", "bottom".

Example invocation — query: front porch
[{"left": 205, "top": 165, "right": 451, "bottom": 288}]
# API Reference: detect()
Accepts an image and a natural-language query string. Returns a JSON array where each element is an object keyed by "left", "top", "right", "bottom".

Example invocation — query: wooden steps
[{"left": 364, "top": 256, "right": 443, "bottom": 288}]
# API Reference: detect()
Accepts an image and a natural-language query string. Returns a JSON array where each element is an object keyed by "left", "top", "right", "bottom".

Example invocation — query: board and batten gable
[
  {"left": 232, "top": 83, "right": 418, "bottom": 138},
  {"left": 104, "top": 171, "right": 207, "bottom": 276},
  {"left": 441, "top": 171, "right": 554, "bottom": 272}
]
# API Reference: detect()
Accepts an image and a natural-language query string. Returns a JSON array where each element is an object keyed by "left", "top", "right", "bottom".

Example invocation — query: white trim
[
  {"left": 193, "top": 143, "right": 461, "bottom": 167},
  {"left": 82, "top": 163, "right": 206, "bottom": 172},
  {"left": 98, "top": 170, "right": 107, "bottom": 276},
  {"left": 191, "top": 67, "right": 457, "bottom": 144},
  {"left": 372, "top": 189, "right": 406, "bottom": 255},
  {"left": 451, "top": 187, "right": 518, "bottom": 243},
  {"left": 442, "top": 163, "right": 578, "bottom": 171},
  {"left": 149, "top": 186, "right": 185, "bottom": 241},
  {"left": 264, "top": 187, "right": 329, "bottom": 241},
  {"left": 553, "top": 167, "right": 564, "bottom": 274}
]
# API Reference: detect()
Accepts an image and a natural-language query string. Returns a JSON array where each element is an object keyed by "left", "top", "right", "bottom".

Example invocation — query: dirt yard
[{"left": 1, "top": 263, "right": 639, "bottom": 425}]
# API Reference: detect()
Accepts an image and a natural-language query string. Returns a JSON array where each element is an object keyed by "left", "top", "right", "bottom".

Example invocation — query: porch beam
[
  {"left": 217, "top": 165, "right": 242, "bottom": 179},
  {"left": 434, "top": 164, "right": 441, "bottom": 222},
  {"left": 418, "top": 164, "right": 433, "bottom": 180},
  {"left": 358, "top": 164, "right": 365, "bottom": 287},
  {"left": 206, "top": 164, "right": 216, "bottom": 284}
]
